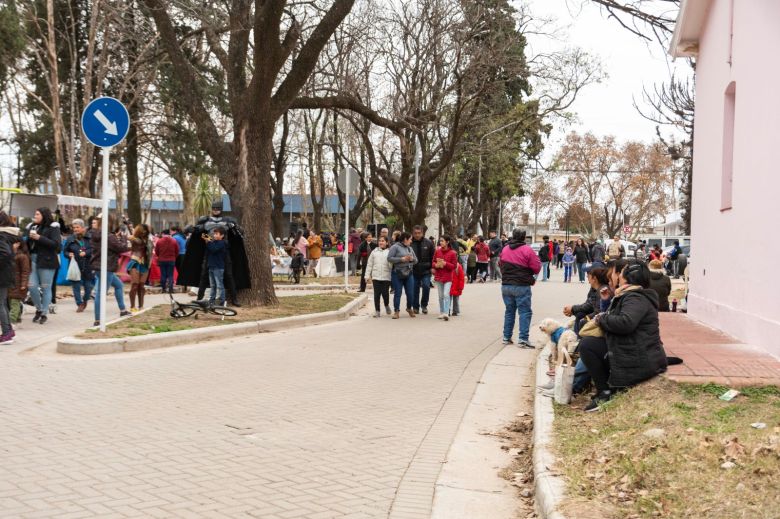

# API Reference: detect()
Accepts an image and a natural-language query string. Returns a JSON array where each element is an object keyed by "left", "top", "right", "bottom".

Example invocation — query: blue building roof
[{"left": 109, "top": 194, "right": 356, "bottom": 214}]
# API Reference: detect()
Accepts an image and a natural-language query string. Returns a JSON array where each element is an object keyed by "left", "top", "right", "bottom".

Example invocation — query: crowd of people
[{"left": 0, "top": 200, "right": 249, "bottom": 344}]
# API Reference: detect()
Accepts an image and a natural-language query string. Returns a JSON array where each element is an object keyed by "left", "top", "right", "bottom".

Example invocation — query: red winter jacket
[
  {"left": 432, "top": 246, "right": 458, "bottom": 283},
  {"left": 154, "top": 235, "right": 180, "bottom": 262},
  {"left": 475, "top": 242, "right": 490, "bottom": 262},
  {"left": 450, "top": 262, "right": 465, "bottom": 296}
]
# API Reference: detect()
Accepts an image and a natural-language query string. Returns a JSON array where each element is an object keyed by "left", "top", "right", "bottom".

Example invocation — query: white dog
[{"left": 538, "top": 318, "right": 579, "bottom": 365}]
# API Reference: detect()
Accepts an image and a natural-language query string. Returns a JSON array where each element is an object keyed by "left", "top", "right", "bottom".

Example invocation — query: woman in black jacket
[
  {"left": 27, "top": 207, "right": 61, "bottom": 324},
  {"left": 573, "top": 238, "right": 590, "bottom": 283},
  {"left": 579, "top": 262, "right": 668, "bottom": 412}
]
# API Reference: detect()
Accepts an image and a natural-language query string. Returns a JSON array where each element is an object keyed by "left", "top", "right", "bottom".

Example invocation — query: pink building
[{"left": 670, "top": 1, "right": 780, "bottom": 357}]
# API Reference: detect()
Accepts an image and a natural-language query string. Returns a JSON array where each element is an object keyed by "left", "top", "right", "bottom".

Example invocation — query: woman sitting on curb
[{"left": 579, "top": 262, "right": 669, "bottom": 412}]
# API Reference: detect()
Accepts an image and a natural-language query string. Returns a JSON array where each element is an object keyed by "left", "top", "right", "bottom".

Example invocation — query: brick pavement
[
  {"left": 1, "top": 282, "right": 550, "bottom": 518},
  {"left": 661, "top": 312, "right": 780, "bottom": 386}
]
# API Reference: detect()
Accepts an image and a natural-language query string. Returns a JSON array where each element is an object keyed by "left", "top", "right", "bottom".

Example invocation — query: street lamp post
[{"left": 477, "top": 119, "right": 527, "bottom": 235}]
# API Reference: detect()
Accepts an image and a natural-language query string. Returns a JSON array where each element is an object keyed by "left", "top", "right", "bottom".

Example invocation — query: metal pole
[
  {"left": 344, "top": 171, "right": 349, "bottom": 292},
  {"left": 476, "top": 152, "right": 482, "bottom": 235},
  {"left": 99, "top": 147, "right": 111, "bottom": 332}
]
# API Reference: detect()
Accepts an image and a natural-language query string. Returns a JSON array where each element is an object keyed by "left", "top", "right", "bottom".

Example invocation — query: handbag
[
  {"left": 579, "top": 317, "right": 604, "bottom": 338},
  {"left": 66, "top": 257, "right": 82, "bottom": 282},
  {"left": 554, "top": 349, "right": 575, "bottom": 405}
]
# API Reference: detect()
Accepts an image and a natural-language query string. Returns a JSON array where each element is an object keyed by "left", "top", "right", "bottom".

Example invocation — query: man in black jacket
[
  {"left": 411, "top": 225, "right": 435, "bottom": 315},
  {"left": 488, "top": 231, "right": 503, "bottom": 281}
]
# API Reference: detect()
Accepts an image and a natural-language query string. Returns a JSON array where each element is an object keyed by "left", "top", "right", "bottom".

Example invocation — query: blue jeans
[
  {"left": 577, "top": 262, "right": 586, "bottom": 282},
  {"left": 158, "top": 261, "right": 175, "bottom": 293},
  {"left": 29, "top": 254, "right": 56, "bottom": 315},
  {"left": 564, "top": 264, "right": 573, "bottom": 282},
  {"left": 71, "top": 277, "right": 94, "bottom": 306},
  {"left": 459, "top": 254, "right": 468, "bottom": 271},
  {"left": 93, "top": 272, "right": 127, "bottom": 320},
  {"left": 391, "top": 271, "right": 415, "bottom": 312},
  {"left": 413, "top": 273, "right": 431, "bottom": 311},
  {"left": 541, "top": 261, "right": 550, "bottom": 281},
  {"left": 501, "top": 285, "right": 533, "bottom": 341},
  {"left": 573, "top": 358, "right": 591, "bottom": 393},
  {"left": 433, "top": 280, "right": 452, "bottom": 315},
  {"left": 209, "top": 268, "right": 225, "bottom": 304}
]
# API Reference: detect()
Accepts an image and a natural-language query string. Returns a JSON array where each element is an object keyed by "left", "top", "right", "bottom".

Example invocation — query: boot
[{"left": 392, "top": 311, "right": 400, "bottom": 319}]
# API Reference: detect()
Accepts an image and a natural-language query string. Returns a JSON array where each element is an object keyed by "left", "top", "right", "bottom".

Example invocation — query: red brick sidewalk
[{"left": 660, "top": 313, "right": 780, "bottom": 387}]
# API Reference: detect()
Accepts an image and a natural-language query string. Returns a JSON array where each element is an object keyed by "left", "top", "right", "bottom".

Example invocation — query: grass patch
[
  {"left": 554, "top": 377, "right": 780, "bottom": 518},
  {"left": 77, "top": 293, "right": 358, "bottom": 339},
  {"left": 273, "top": 275, "right": 363, "bottom": 285}
]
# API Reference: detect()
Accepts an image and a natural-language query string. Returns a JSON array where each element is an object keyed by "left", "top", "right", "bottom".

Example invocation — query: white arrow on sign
[{"left": 94, "top": 109, "right": 119, "bottom": 136}]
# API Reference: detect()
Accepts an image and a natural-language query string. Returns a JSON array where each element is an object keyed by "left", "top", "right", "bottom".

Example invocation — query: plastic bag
[
  {"left": 67, "top": 257, "right": 81, "bottom": 282},
  {"left": 554, "top": 349, "right": 575, "bottom": 405}
]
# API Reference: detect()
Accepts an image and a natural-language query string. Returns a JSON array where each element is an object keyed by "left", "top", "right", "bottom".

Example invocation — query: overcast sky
[{"left": 521, "top": 0, "right": 690, "bottom": 152}]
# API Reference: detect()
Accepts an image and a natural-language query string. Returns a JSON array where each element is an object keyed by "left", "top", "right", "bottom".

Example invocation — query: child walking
[
  {"left": 563, "top": 245, "right": 575, "bottom": 283},
  {"left": 364, "top": 235, "right": 392, "bottom": 317},
  {"left": 9, "top": 238, "right": 31, "bottom": 324},
  {"left": 289, "top": 249, "right": 305, "bottom": 284},
  {"left": 203, "top": 227, "right": 228, "bottom": 306},
  {"left": 450, "top": 260, "right": 465, "bottom": 316}
]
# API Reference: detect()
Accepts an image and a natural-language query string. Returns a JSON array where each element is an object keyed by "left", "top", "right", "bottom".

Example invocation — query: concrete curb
[
  {"left": 272, "top": 284, "right": 367, "bottom": 291},
  {"left": 57, "top": 294, "right": 368, "bottom": 355},
  {"left": 533, "top": 344, "right": 567, "bottom": 519}
]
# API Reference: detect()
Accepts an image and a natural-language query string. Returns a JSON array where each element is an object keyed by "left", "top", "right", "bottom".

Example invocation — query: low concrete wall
[{"left": 57, "top": 294, "right": 367, "bottom": 355}]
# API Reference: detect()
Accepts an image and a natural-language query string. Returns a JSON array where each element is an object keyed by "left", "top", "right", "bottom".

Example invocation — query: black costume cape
[{"left": 177, "top": 221, "right": 251, "bottom": 289}]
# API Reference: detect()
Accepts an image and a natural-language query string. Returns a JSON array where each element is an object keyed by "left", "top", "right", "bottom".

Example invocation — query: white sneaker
[
  {"left": 373, "top": 311, "right": 380, "bottom": 318},
  {"left": 437, "top": 314, "right": 445, "bottom": 320}
]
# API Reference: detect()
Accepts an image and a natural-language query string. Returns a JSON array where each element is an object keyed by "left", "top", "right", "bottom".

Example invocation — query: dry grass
[
  {"left": 78, "top": 293, "right": 358, "bottom": 339},
  {"left": 554, "top": 377, "right": 780, "bottom": 519},
  {"left": 273, "top": 275, "right": 362, "bottom": 285}
]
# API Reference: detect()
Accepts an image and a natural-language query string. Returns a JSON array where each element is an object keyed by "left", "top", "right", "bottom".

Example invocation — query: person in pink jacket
[
  {"left": 432, "top": 236, "right": 458, "bottom": 321},
  {"left": 499, "top": 229, "right": 542, "bottom": 347}
]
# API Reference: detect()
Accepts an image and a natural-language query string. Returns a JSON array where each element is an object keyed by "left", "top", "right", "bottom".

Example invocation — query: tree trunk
[
  {"left": 225, "top": 124, "right": 278, "bottom": 306},
  {"left": 126, "top": 117, "right": 142, "bottom": 225}
]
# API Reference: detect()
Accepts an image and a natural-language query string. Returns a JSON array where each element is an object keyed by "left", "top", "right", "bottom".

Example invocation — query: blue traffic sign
[{"left": 81, "top": 97, "right": 130, "bottom": 148}]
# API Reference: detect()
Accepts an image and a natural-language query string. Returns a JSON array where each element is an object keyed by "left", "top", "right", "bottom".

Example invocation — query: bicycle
[{"left": 167, "top": 293, "right": 238, "bottom": 320}]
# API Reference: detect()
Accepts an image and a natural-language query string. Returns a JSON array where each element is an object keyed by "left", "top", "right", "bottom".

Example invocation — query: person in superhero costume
[{"left": 177, "top": 200, "right": 250, "bottom": 305}]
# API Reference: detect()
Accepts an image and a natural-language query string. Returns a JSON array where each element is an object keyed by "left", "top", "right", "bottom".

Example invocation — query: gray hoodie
[{"left": 387, "top": 242, "right": 418, "bottom": 278}]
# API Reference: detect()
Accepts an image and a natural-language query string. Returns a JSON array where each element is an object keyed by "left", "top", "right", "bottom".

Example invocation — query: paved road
[{"left": 0, "top": 274, "right": 582, "bottom": 518}]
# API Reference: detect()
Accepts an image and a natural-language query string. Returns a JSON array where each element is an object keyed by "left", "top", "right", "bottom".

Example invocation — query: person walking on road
[
  {"left": 307, "top": 231, "right": 323, "bottom": 278},
  {"left": 488, "top": 231, "right": 503, "bottom": 281},
  {"left": 563, "top": 245, "right": 575, "bottom": 283},
  {"left": 26, "top": 207, "right": 61, "bottom": 325},
  {"left": 538, "top": 235, "right": 552, "bottom": 282},
  {"left": 8, "top": 236, "right": 30, "bottom": 325},
  {"left": 358, "top": 232, "right": 377, "bottom": 292},
  {"left": 387, "top": 232, "right": 418, "bottom": 319},
  {"left": 554, "top": 240, "right": 563, "bottom": 269},
  {"left": 365, "top": 235, "right": 392, "bottom": 317},
  {"left": 411, "top": 226, "right": 435, "bottom": 314},
  {"left": 91, "top": 214, "right": 131, "bottom": 327},
  {"left": 474, "top": 237, "right": 490, "bottom": 282},
  {"left": 0, "top": 213, "right": 19, "bottom": 343},
  {"left": 431, "top": 236, "right": 457, "bottom": 321},
  {"left": 573, "top": 238, "right": 590, "bottom": 283},
  {"left": 669, "top": 240, "right": 683, "bottom": 279},
  {"left": 450, "top": 259, "right": 465, "bottom": 317},
  {"left": 348, "top": 228, "right": 362, "bottom": 276},
  {"left": 499, "top": 229, "right": 541, "bottom": 347}
]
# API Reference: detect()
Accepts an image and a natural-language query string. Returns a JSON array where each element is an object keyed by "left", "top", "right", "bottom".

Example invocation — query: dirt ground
[{"left": 78, "top": 293, "right": 358, "bottom": 339}]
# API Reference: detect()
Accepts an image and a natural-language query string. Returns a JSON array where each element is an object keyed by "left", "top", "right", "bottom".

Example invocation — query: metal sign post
[
  {"left": 337, "top": 167, "right": 358, "bottom": 293},
  {"left": 81, "top": 96, "right": 130, "bottom": 332}
]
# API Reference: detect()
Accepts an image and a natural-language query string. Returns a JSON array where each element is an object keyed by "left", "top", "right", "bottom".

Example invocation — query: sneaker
[
  {"left": 38, "top": 315, "right": 48, "bottom": 325},
  {"left": 119, "top": 310, "right": 131, "bottom": 317},
  {"left": 93, "top": 321, "right": 100, "bottom": 327},
  {"left": 76, "top": 303, "right": 87, "bottom": 313},
  {"left": 406, "top": 308, "right": 416, "bottom": 318},
  {"left": 0, "top": 333, "right": 14, "bottom": 345},
  {"left": 437, "top": 314, "right": 445, "bottom": 320},
  {"left": 517, "top": 339, "right": 535, "bottom": 349},
  {"left": 421, "top": 307, "right": 428, "bottom": 315},
  {"left": 385, "top": 305, "right": 392, "bottom": 315},
  {"left": 442, "top": 315, "right": 449, "bottom": 321},
  {"left": 130, "top": 307, "right": 139, "bottom": 314},
  {"left": 32, "top": 310, "right": 42, "bottom": 323},
  {"left": 451, "top": 312, "right": 459, "bottom": 317},
  {"left": 49, "top": 304, "right": 57, "bottom": 314},
  {"left": 373, "top": 311, "right": 380, "bottom": 318},
  {"left": 584, "top": 390, "right": 612, "bottom": 412},
  {"left": 502, "top": 338, "right": 514, "bottom": 345}
]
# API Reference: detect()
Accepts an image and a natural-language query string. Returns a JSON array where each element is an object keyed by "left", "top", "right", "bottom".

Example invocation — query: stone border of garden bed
[
  {"left": 56, "top": 293, "right": 367, "bottom": 355},
  {"left": 533, "top": 344, "right": 568, "bottom": 519}
]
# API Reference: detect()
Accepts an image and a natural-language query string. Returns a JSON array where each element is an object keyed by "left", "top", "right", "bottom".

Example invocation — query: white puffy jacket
[{"left": 365, "top": 247, "right": 391, "bottom": 281}]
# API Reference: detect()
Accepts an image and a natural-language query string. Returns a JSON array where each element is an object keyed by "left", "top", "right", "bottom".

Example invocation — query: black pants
[
  {"left": 372, "top": 280, "right": 390, "bottom": 311},
  {"left": 197, "top": 255, "right": 237, "bottom": 302},
  {"left": 579, "top": 336, "right": 610, "bottom": 391},
  {"left": 556, "top": 254, "right": 564, "bottom": 268},
  {"left": 477, "top": 262, "right": 488, "bottom": 281},
  {"left": 467, "top": 266, "right": 477, "bottom": 283},
  {"left": 359, "top": 257, "right": 369, "bottom": 291},
  {"left": 175, "top": 255, "right": 186, "bottom": 286}
]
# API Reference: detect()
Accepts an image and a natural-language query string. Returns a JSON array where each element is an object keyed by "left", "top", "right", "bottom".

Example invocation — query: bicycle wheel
[
  {"left": 170, "top": 305, "right": 198, "bottom": 318},
  {"left": 209, "top": 306, "right": 237, "bottom": 317}
]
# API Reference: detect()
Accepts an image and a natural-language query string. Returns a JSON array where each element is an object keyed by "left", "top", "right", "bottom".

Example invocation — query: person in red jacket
[
  {"left": 154, "top": 230, "right": 180, "bottom": 294},
  {"left": 474, "top": 236, "right": 491, "bottom": 282},
  {"left": 449, "top": 261, "right": 465, "bottom": 317},
  {"left": 432, "top": 235, "right": 458, "bottom": 321}
]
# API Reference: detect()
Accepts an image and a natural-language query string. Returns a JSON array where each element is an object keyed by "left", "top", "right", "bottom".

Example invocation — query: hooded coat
[
  {"left": 598, "top": 288, "right": 668, "bottom": 388},
  {"left": 648, "top": 268, "right": 672, "bottom": 312}
]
